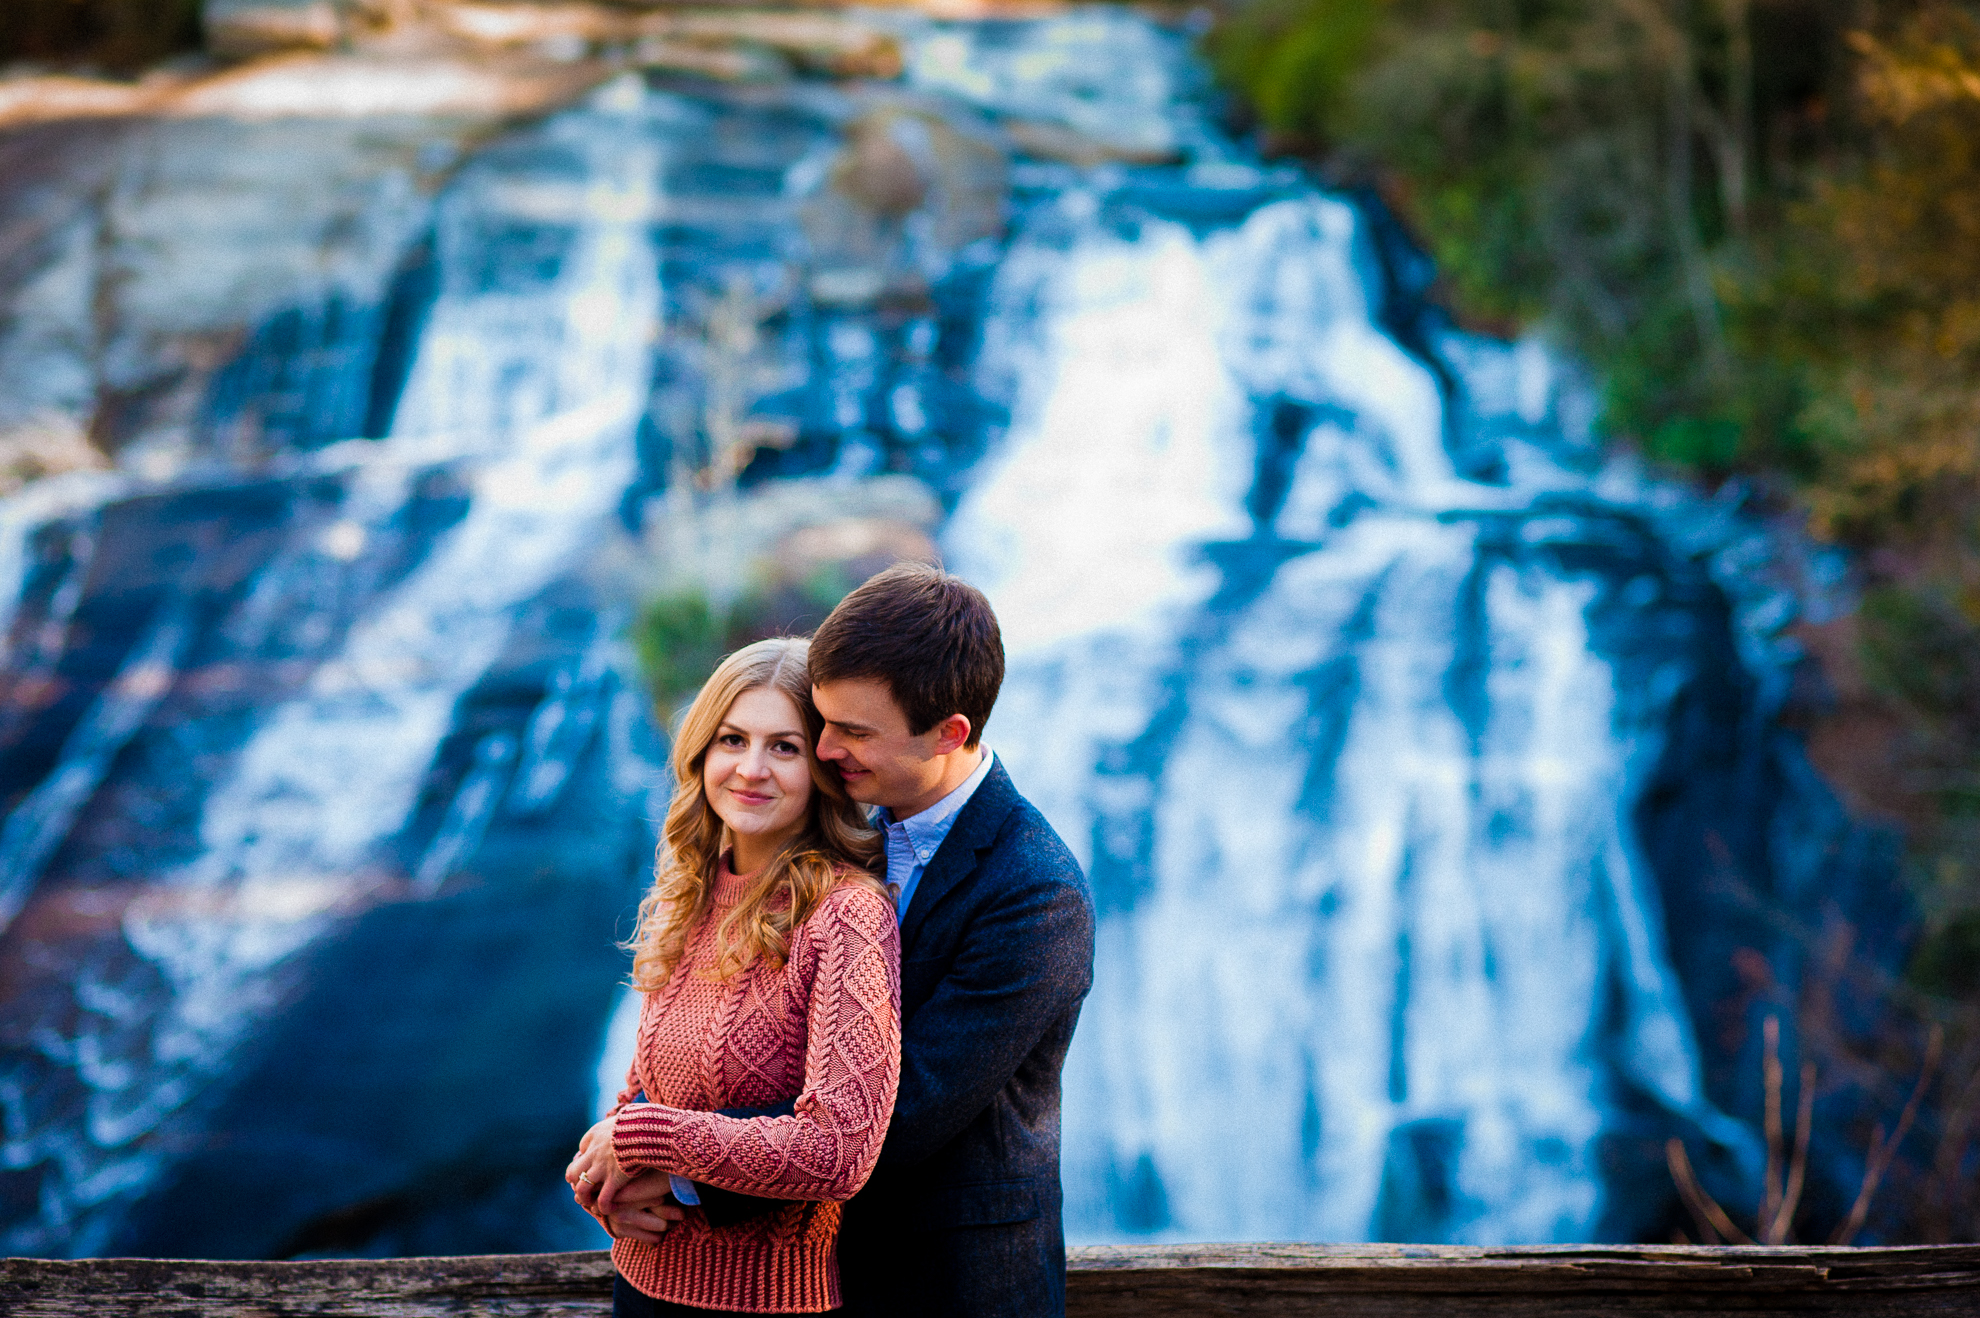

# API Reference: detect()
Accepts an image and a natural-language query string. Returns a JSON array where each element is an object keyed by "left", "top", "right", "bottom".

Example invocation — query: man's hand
[{"left": 601, "top": 1191, "right": 687, "bottom": 1244}]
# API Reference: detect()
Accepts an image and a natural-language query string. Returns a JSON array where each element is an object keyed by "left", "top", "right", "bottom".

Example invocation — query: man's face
[{"left": 812, "top": 677, "right": 949, "bottom": 813}]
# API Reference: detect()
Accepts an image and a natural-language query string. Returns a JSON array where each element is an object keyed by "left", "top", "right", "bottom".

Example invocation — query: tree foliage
[{"left": 1787, "top": 11, "right": 1980, "bottom": 536}]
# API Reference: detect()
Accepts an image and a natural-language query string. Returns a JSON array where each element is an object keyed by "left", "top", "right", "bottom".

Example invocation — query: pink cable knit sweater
[{"left": 609, "top": 862, "right": 901, "bottom": 1312}]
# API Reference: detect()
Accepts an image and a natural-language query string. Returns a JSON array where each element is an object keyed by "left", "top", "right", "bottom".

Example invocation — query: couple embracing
[{"left": 566, "top": 563, "right": 1097, "bottom": 1317}]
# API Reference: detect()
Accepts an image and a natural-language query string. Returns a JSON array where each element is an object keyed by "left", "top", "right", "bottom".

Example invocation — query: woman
[{"left": 567, "top": 637, "right": 899, "bottom": 1316}]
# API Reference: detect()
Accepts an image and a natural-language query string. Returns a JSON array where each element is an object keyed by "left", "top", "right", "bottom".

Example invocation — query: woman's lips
[{"left": 729, "top": 789, "right": 774, "bottom": 805}]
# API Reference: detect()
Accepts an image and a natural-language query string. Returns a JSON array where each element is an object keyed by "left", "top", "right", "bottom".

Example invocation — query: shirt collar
[{"left": 881, "top": 749, "right": 995, "bottom": 863}]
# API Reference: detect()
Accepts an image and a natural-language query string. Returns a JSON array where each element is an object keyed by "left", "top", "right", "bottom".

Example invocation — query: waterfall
[
  {"left": 0, "top": 9, "right": 1884, "bottom": 1258},
  {"left": 948, "top": 186, "right": 1753, "bottom": 1242}
]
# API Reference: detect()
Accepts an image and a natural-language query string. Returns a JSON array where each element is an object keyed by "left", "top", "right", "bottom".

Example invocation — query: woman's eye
[
  {"left": 717, "top": 733, "right": 744, "bottom": 747},
  {"left": 772, "top": 740, "right": 802, "bottom": 755}
]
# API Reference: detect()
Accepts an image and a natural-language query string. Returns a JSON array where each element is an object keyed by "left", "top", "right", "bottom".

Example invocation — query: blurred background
[{"left": 0, "top": 0, "right": 1973, "bottom": 1261}]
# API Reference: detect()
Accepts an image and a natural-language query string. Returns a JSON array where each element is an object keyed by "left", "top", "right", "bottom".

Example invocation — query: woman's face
[{"left": 702, "top": 686, "right": 815, "bottom": 863}]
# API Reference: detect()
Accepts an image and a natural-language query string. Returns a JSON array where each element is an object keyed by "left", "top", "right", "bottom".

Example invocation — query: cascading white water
[
  {"left": 18, "top": 76, "right": 661, "bottom": 1254},
  {"left": 948, "top": 188, "right": 1743, "bottom": 1243}
]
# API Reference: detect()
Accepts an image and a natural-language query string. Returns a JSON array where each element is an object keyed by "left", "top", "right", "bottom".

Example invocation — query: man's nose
[{"left": 816, "top": 728, "right": 846, "bottom": 761}]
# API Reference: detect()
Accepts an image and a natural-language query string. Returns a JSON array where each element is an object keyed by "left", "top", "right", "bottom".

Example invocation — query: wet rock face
[
  {"left": 0, "top": 465, "right": 658, "bottom": 1258},
  {"left": 0, "top": 110, "right": 457, "bottom": 474},
  {"left": 622, "top": 81, "right": 1013, "bottom": 499},
  {"left": 0, "top": 10, "right": 1910, "bottom": 1259}
]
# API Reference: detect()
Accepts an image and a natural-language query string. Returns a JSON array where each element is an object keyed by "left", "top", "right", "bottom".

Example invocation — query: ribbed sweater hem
[{"left": 611, "top": 1234, "right": 839, "bottom": 1313}]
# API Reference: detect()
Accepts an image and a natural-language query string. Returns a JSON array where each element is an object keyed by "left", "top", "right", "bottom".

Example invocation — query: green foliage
[
  {"left": 1858, "top": 575, "right": 1980, "bottom": 985},
  {"left": 1205, "top": 0, "right": 1389, "bottom": 140},
  {"left": 634, "top": 590, "right": 728, "bottom": 718},
  {"left": 1404, "top": 175, "right": 1549, "bottom": 329},
  {"left": 1768, "top": 12, "right": 1980, "bottom": 539},
  {"left": 1640, "top": 413, "right": 1744, "bottom": 471},
  {"left": 0, "top": 0, "right": 203, "bottom": 73},
  {"left": 632, "top": 567, "right": 859, "bottom": 717},
  {"left": 1910, "top": 910, "right": 1980, "bottom": 998},
  {"left": 1860, "top": 584, "right": 1980, "bottom": 723}
]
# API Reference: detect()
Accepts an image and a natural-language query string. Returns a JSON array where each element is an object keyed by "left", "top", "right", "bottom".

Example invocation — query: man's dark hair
[{"left": 809, "top": 561, "right": 1004, "bottom": 748}]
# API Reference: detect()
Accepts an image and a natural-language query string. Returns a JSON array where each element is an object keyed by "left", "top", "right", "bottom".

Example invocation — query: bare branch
[
  {"left": 1667, "top": 1137, "right": 1754, "bottom": 1245},
  {"left": 1719, "top": 0, "right": 1752, "bottom": 235},
  {"left": 1762, "top": 1015, "right": 1785, "bottom": 1234},
  {"left": 1832, "top": 1026, "right": 1945, "bottom": 1245},
  {"left": 1931, "top": 1061, "right": 1980, "bottom": 1239},
  {"left": 1768, "top": 1059, "right": 1817, "bottom": 1245}
]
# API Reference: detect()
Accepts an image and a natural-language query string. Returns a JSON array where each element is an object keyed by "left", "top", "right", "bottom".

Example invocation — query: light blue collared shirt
[
  {"left": 880, "top": 748, "right": 995, "bottom": 921},
  {"left": 668, "top": 752, "right": 994, "bottom": 1209}
]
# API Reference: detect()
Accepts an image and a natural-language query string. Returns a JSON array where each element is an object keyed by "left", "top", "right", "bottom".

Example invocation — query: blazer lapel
[{"left": 898, "top": 756, "right": 1019, "bottom": 952}]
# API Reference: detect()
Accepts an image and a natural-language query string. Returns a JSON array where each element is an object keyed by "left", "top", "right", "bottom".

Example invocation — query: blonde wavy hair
[{"left": 628, "top": 637, "right": 884, "bottom": 990}]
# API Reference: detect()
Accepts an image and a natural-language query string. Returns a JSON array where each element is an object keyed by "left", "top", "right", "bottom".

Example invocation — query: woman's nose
[{"left": 737, "top": 748, "right": 771, "bottom": 779}]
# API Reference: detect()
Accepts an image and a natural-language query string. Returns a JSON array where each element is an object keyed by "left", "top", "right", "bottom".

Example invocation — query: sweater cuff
[{"left": 613, "top": 1103, "right": 684, "bottom": 1174}]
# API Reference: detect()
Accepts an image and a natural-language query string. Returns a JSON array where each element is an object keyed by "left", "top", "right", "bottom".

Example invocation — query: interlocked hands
[{"left": 565, "top": 1114, "right": 687, "bottom": 1244}]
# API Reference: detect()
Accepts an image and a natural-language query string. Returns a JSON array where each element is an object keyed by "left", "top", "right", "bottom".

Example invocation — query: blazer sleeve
[
  {"left": 612, "top": 886, "right": 902, "bottom": 1202},
  {"left": 881, "top": 834, "right": 1095, "bottom": 1169}
]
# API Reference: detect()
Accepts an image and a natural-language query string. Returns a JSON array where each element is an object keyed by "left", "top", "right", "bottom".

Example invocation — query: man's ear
[{"left": 931, "top": 713, "right": 972, "bottom": 756}]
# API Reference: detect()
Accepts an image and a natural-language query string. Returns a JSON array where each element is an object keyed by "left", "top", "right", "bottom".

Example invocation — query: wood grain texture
[
  {"left": 4, "top": 1244, "right": 1978, "bottom": 1316},
  {"left": 0, "top": 1251, "right": 618, "bottom": 1318},
  {"left": 1065, "top": 1243, "right": 1980, "bottom": 1316}
]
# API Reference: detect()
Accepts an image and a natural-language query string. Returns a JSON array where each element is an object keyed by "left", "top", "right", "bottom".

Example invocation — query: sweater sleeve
[{"left": 612, "top": 885, "right": 901, "bottom": 1202}]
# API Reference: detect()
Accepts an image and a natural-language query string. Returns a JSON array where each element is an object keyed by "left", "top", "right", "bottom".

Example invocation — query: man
[
  {"left": 803, "top": 561, "right": 1096, "bottom": 1318},
  {"left": 600, "top": 562, "right": 1095, "bottom": 1317}
]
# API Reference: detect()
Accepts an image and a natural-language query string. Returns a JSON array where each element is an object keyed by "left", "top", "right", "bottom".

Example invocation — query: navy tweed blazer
[{"left": 835, "top": 758, "right": 1095, "bottom": 1318}]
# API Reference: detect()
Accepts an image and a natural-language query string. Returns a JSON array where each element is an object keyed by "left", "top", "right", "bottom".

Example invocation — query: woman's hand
[
  {"left": 566, "top": 1112, "right": 651, "bottom": 1216},
  {"left": 568, "top": 1117, "right": 687, "bottom": 1243},
  {"left": 566, "top": 1114, "right": 624, "bottom": 1213}
]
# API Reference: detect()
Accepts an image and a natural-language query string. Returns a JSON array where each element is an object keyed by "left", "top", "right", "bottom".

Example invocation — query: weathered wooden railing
[{"left": 6, "top": 1243, "right": 1980, "bottom": 1315}]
